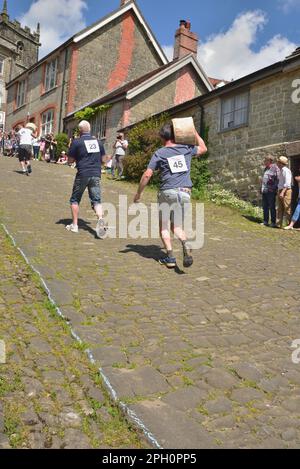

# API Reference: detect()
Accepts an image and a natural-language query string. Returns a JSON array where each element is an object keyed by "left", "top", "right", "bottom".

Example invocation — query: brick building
[
  {"left": 4, "top": 0, "right": 170, "bottom": 135},
  {"left": 5, "top": 0, "right": 218, "bottom": 153},
  {"left": 0, "top": 0, "right": 40, "bottom": 126}
]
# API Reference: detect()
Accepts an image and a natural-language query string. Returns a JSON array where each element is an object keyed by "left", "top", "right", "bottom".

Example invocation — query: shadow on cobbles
[
  {"left": 13, "top": 170, "right": 27, "bottom": 175},
  {"left": 120, "top": 244, "right": 186, "bottom": 275},
  {"left": 56, "top": 218, "right": 97, "bottom": 238}
]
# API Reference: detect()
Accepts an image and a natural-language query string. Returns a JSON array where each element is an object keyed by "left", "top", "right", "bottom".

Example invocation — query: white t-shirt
[
  {"left": 115, "top": 139, "right": 128, "bottom": 156},
  {"left": 18, "top": 128, "right": 33, "bottom": 146}
]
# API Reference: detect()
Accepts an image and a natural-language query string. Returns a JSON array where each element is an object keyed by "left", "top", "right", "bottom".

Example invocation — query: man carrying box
[{"left": 134, "top": 121, "right": 207, "bottom": 269}]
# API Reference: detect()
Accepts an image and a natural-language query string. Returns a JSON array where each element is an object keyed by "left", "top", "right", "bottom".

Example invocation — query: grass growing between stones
[{"left": 0, "top": 226, "right": 147, "bottom": 449}]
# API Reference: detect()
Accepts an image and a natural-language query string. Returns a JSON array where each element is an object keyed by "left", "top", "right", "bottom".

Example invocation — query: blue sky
[{"left": 5, "top": 0, "right": 300, "bottom": 79}]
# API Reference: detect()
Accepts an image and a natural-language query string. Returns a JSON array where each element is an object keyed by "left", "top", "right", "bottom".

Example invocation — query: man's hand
[{"left": 279, "top": 190, "right": 285, "bottom": 199}]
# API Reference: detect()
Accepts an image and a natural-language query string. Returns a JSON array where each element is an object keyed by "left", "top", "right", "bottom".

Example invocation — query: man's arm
[
  {"left": 280, "top": 168, "right": 292, "bottom": 198},
  {"left": 134, "top": 169, "right": 153, "bottom": 203},
  {"left": 194, "top": 131, "right": 207, "bottom": 156},
  {"left": 67, "top": 141, "right": 77, "bottom": 164}
]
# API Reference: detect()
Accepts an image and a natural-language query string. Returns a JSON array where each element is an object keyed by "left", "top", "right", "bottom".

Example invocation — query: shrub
[
  {"left": 54, "top": 133, "right": 69, "bottom": 160},
  {"left": 205, "top": 184, "right": 263, "bottom": 220},
  {"left": 127, "top": 113, "right": 169, "bottom": 155}
]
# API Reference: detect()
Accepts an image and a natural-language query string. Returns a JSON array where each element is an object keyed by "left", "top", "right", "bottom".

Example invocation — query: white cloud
[
  {"left": 18, "top": 0, "right": 87, "bottom": 57},
  {"left": 278, "top": 0, "right": 300, "bottom": 13},
  {"left": 163, "top": 11, "right": 296, "bottom": 81}
]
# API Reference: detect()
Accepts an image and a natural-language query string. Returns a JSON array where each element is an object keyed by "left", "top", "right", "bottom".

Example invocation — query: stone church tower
[{"left": 0, "top": 0, "right": 40, "bottom": 117}]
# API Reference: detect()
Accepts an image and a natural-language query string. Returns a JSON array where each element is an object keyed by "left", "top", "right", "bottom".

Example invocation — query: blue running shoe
[{"left": 159, "top": 256, "right": 176, "bottom": 268}]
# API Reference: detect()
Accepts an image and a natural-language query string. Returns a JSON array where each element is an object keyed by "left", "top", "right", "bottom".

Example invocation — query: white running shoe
[
  {"left": 95, "top": 218, "right": 107, "bottom": 239},
  {"left": 66, "top": 224, "right": 79, "bottom": 233}
]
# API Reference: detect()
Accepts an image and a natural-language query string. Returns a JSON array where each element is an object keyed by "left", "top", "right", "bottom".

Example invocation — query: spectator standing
[
  {"left": 112, "top": 133, "right": 128, "bottom": 179},
  {"left": 285, "top": 164, "right": 300, "bottom": 230},
  {"left": 277, "top": 156, "right": 292, "bottom": 228},
  {"left": 261, "top": 156, "right": 279, "bottom": 228},
  {"left": 32, "top": 135, "right": 40, "bottom": 160}
]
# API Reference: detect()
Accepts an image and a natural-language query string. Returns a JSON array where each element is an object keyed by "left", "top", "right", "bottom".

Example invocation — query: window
[
  {"left": 220, "top": 92, "right": 249, "bottom": 131},
  {"left": 44, "top": 58, "right": 58, "bottom": 92},
  {"left": 90, "top": 110, "right": 108, "bottom": 139},
  {"left": 16, "top": 80, "right": 26, "bottom": 108},
  {"left": 41, "top": 109, "right": 54, "bottom": 135},
  {"left": 0, "top": 57, "right": 4, "bottom": 76},
  {"left": 0, "top": 81, "right": 4, "bottom": 107}
]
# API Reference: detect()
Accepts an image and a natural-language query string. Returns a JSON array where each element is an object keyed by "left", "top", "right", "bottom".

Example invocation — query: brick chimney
[{"left": 174, "top": 20, "right": 198, "bottom": 60}]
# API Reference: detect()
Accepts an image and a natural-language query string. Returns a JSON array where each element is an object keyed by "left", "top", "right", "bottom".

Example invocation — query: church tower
[{"left": 0, "top": 0, "right": 40, "bottom": 118}]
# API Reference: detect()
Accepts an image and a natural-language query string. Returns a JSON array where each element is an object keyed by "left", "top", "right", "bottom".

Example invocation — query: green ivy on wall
[{"left": 74, "top": 104, "right": 111, "bottom": 122}]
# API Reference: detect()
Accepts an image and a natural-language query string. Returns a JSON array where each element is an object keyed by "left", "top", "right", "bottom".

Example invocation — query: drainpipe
[
  {"left": 58, "top": 47, "right": 69, "bottom": 133},
  {"left": 199, "top": 102, "right": 205, "bottom": 138}
]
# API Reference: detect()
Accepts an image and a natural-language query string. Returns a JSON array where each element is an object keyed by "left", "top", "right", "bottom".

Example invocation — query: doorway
[{"left": 291, "top": 156, "right": 300, "bottom": 228}]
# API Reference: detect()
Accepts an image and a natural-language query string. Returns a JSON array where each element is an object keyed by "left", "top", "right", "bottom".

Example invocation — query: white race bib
[
  {"left": 84, "top": 139, "right": 100, "bottom": 153},
  {"left": 167, "top": 154, "right": 188, "bottom": 174}
]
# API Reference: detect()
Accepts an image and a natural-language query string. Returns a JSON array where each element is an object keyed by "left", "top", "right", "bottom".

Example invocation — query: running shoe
[
  {"left": 158, "top": 256, "right": 177, "bottom": 268},
  {"left": 183, "top": 253, "right": 194, "bottom": 268},
  {"left": 27, "top": 164, "right": 32, "bottom": 174},
  {"left": 66, "top": 224, "right": 79, "bottom": 233},
  {"left": 95, "top": 218, "right": 107, "bottom": 239}
]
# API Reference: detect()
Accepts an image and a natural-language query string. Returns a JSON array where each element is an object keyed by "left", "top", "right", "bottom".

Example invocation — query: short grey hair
[
  {"left": 78, "top": 120, "right": 91, "bottom": 133},
  {"left": 265, "top": 155, "right": 274, "bottom": 163}
]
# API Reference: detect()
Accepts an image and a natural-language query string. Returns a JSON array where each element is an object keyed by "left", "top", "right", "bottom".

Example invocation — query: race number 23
[
  {"left": 167, "top": 154, "right": 188, "bottom": 174},
  {"left": 85, "top": 140, "right": 100, "bottom": 153}
]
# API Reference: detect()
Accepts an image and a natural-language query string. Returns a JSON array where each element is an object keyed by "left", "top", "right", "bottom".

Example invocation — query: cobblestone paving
[
  {"left": 0, "top": 157, "right": 300, "bottom": 449},
  {"left": 0, "top": 227, "right": 145, "bottom": 449}
]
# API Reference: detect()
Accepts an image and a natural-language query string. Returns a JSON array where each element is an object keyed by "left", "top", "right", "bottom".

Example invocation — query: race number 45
[
  {"left": 85, "top": 139, "right": 100, "bottom": 153},
  {"left": 167, "top": 154, "right": 188, "bottom": 174}
]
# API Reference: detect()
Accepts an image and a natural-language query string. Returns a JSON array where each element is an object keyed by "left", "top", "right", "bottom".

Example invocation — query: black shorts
[{"left": 18, "top": 145, "right": 32, "bottom": 162}]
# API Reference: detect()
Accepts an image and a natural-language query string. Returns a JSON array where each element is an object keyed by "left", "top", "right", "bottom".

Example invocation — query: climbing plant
[{"left": 74, "top": 104, "right": 111, "bottom": 122}]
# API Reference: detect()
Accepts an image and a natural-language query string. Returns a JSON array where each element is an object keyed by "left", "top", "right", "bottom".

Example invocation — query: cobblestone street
[{"left": 0, "top": 157, "right": 300, "bottom": 449}]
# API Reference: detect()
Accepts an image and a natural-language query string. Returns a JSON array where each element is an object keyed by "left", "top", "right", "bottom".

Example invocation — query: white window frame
[
  {"left": 44, "top": 58, "right": 58, "bottom": 93},
  {"left": 41, "top": 109, "right": 54, "bottom": 136},
  {"left": 0, "top": 80, "right": 4, "bottom": 107},
  {"left": 90, "top": 110, "right": 108, "bottom": 140},
  {"left": 220, "top": 91, "right": 249, "bottom": 131},
  {"left": 0, "top": 57, "right": 4, "bottom": 76},
  {"left": 16, "top": 79, "right": 26, "bottom": 108}
]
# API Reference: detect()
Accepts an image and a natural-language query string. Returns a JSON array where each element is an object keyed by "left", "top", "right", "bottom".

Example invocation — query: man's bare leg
[
  {"left": 94, "top": 204, "right": 107, "bottom": 239},
  {"left": 71, "top": 203, "right": 79, "bottom": 227}
]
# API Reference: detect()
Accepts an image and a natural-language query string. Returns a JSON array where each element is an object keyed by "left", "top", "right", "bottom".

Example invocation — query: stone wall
[{"left": 202, "top": 67, "right": 300, "bottom": 203}]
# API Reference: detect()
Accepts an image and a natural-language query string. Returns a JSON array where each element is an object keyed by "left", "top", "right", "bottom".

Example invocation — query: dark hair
[{"left": 159, "top": 123, "right": 175, "bottom": 141}]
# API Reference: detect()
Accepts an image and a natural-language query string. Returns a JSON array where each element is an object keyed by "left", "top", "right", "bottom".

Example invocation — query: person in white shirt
[
  {"left": 32, "top": 135, "right": 40, "bottom": 160},
  {"left": 112, "top": 133, "right": 128, "bottom": 179},
  {"left": 17, "top": 123, "right": 36, "bottom": 175},
  {"left": 277, "top": 156, "right": 292, "bottom": 228}
]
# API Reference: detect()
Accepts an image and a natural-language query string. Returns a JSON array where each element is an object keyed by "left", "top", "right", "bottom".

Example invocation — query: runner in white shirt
[{"left": 17, "top": 124, "right": 36, "bottom": 175}]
